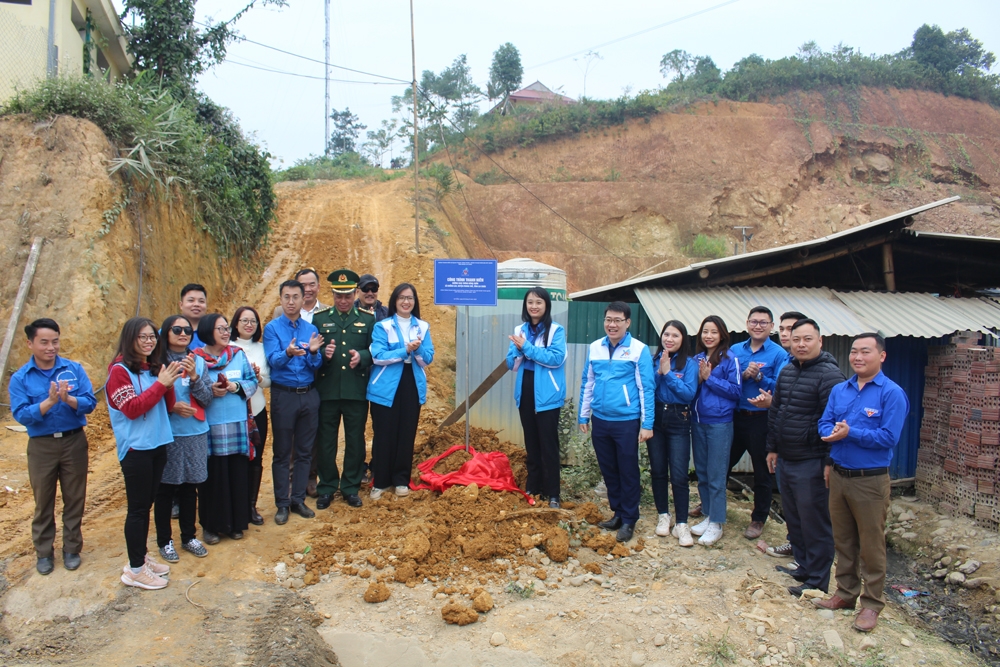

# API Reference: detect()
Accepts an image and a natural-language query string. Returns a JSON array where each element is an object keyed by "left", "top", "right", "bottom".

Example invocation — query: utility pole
[
  {"left": 733, "top": 226, "right": 754, "bottom": 255},
  {"left": 410, "top": 0, "right": 419, "bottom": 253},
  {"left": 323, "top": 0, "right": 330, "bottom": 156},
  {"left": 46, "top": 0, "right": 57, "bottom": 78}
]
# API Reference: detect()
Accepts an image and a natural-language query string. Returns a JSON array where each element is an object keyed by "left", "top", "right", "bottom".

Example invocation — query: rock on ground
[{"left": 441, "top": 600, "right": 479, "bottom": 626}]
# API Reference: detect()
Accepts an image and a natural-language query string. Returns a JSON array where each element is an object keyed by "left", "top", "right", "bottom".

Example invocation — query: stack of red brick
[{"left": 916, "top": 334, "right": 1000, "bottom": 530}]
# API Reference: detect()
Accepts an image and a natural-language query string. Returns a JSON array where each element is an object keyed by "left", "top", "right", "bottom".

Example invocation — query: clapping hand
[
  {"left": 698, "top": 358, "right": 712, "bottom": 382},
  {"left": 157, "top": 361, "right": 183, "bottom": 387},
  {"left": 180, "top": 354, "right": 197, "bottom": 380},
  {"left": 742, "top": 361, "right": 760, "bottom": 381},
  {"left": 349, "top": 349, "right": 361, "bottom": 368},
  {"left": 821, "top": 420, "right": 850, "bottom": 442},
  {"left": 251, "top": 362, "right": 262, "bottom": 383},
  {"left": 324, "top": 339, "right": 337, "bottom": 360},
  {"left": 509, "top": 333, "right": 526, "bottom": 351},
  {"left": 307, "top": 332, "right": 324, "bottom": 354},
  {"left": 286, "top": 338, "right": 306, "bottom": 357},
  {"left": 405, "top": 337, "right": 421, "bottom": 354}
]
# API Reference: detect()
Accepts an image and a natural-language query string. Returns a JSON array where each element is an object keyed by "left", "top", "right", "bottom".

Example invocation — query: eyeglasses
[
  {"left": 136, "top": 334, "right": 157, "bottom": 342},
  {"left": 397, "top": 296, "right": 415, "bottom": 302},
  {"left": 214, "top": 326, "right": 230, "bottom": 333},
  {"left": 170, "top": 326, "right": 193, "bottom": 336},
  {"left": 361, "top": 286, "right": 379, "bottom": 293},
  {"left": 238, "top": 318, "right": 258, "bottom": 326},
  {"left": 747, "top": 319, "right": 772, "bottom": 328},
  {"left": 604, "top": 318, "right": 628, "bottom": 325}
]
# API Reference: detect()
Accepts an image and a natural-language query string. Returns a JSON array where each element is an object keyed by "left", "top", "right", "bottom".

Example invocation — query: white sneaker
[
  {"left": 689, "top": 517, "right": 711, "bottom": 536},
  {"left": 698, "top": 522, "right": 723, "bottom": 546},
  {"left": 370, "top": 487, "right": 386, "bottom": 500},
  {"left": 655, "top": 513, "right": 672, "bottom": 537},
  {"left": 121, "top": 564, "right": 168, "bottom": 590},
  {"left": 673, "top": 523, "right": 694, "bottom": 547},
  {"left": 395, "top": 485, "right": 410, "bottom": 497},
  {"left": 144, "top": 554, "right": 170, "bottom": 577}
]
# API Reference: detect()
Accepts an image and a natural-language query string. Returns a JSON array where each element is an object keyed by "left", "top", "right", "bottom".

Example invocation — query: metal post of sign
[{"left": 464, "top": 305, "right": 470, "bottom": 452}]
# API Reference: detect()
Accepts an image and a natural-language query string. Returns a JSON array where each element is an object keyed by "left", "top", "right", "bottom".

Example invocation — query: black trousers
[
  {"left": 271, "top": 388, "right": 320, "bottom": 507},
  {"left": 370, "top": 364, "right": 421, "bottom": 489},
  {"left": 120, "top": 445, "right": 167, "bottom": 569},
  {"left": 200, "top": 454, "right": 250, "bottom": 535},
  {"left": 779, "top": 457, "right": 834, "bottom": 592},
  {"left": 249, "top": 408, "right": 269, "bottom": 472},
  {"left": 518, "top": 370, "right": 561, "bottom": 498},
  {"left": 154, "top": 482, "right": 197, "bottom": 546},
  {"left": 729, "top": 411, "right": 773, "bottom": 523}
]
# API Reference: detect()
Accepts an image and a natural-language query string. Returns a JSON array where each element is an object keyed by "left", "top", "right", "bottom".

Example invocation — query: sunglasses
[
  {"left": 170, "top": 326, "right": 194, "bottom": 336},
  {"left": 361, "top": 286, "right": 379, "bottom": 293}
]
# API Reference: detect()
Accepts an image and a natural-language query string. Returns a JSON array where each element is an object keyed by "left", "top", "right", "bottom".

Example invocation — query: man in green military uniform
[{"left": 313, "top": 270, "right": 375, "bottom": 509}]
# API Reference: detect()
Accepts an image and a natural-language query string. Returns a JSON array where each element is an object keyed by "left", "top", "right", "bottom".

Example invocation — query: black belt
[
  {"left": 736, "top": 409, "right": 767, "bottom": 417},
  {"left": 37, "top": 427, "right": 84, "bottom": 439},
  {"left": 661, "top": 403, "right": 687, "bottom": 410},
  {"left": 271, "top": 383, "right": 314, "bottom": 394},
  {"left": 833, "top": 464, "right": 888, "bottom": 478}
]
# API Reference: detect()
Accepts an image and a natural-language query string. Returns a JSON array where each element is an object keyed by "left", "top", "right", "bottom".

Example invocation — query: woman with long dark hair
[
  {"left": 689, "top": 315, "right": 741, "bottom": 546},
  {"left": 152, "top": 316, "right": 213, "bottom": 562},
  {"left": 647, "top": 319, "right": 699, "bottom": 546},
  {"left": 367, "top": 283, "right": 434, "bottom": 500},
  {"left": 107, "top": 317, "right": 182, "bottom": 589},
  {"left": 194, "top": 313, "right": 258, "bottom": 543},
  {"left": 506, "top": 287, "right": 567, "bottom": 507},
  {"left": 231, "top": 306, "right": 270, "bottom": 525}
]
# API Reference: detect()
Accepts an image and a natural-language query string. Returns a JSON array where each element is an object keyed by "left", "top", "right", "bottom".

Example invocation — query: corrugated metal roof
[
  {"left": 571, "top": 197, "right": 961, "bottom": 299},
  {"left": 833, "top": 291, "right": 1000, "bottom": 337},
  {"left": 904, "top": 229, "right": 1000, "bottom": 244},
  {"left": 636, "top": 287, "right": 1000, "bottom": 338},
  {"left": 636, "top": 286, "right": 874, "bottom": 336}
]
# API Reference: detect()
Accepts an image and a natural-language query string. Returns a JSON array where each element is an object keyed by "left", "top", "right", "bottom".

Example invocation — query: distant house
[
  {"left": 0, "top": 0, "right": 132, "bottom": 103},
  {"left": 491, "top": 81, "right": 576, "bottom": 115}
]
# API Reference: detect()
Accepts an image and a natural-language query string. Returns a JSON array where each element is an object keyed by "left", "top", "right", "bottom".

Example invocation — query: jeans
[
  {"left": 691, "top": 421, "right": 733, "bottom": 524},
  {"left": 646, "top": 403, "right": 691, "bottom": 522}
]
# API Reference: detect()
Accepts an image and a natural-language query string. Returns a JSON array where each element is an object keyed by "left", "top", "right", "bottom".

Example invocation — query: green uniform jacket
[{"left": 312, "top": 306, "right": 375, "bottom": 400}]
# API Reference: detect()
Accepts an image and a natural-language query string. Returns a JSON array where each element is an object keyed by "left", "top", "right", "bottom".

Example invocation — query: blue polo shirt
[
  {"left": 819, "top": 370, "right": 910, "bottom": 469},
  {"left": 9, "top": 356, "right": 97, "bottom": 437},
  {"left": 263, "top": 314, "right": 322, "bottom": 387},
  {"left": 731, "top": 337, "right": 787, "bottom": 410}
]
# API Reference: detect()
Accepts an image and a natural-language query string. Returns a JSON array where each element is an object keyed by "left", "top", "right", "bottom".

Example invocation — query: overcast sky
[{"left": 114, "top": 0, "right": 1000, "bottom": 167}]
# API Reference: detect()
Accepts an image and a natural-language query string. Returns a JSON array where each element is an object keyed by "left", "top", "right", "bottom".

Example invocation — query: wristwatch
[{"left": 755, "top": 371, "right": 763, "bottom": 382}]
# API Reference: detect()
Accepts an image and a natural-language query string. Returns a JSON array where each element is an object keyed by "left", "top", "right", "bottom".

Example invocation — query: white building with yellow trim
[{"left": 0, "top": 0, "right": 132, "bottom": 103}]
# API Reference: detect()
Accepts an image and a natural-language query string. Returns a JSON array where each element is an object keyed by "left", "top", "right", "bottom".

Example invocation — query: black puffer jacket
[{"left": 766, "top": 351, "right": 845, "bottom": 461}]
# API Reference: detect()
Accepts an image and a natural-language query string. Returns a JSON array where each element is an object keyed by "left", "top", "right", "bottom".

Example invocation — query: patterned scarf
[{"left": 193, "top": 345, "right": 257, "bottom": 461}]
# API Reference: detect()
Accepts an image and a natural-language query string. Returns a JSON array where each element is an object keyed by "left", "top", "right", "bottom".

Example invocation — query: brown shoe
[
  {"left": 689, "top": 503, "right": 703, "bottom": 518},
  {"left": 852, "top": 608, "right": 879, "bottom": 632},
  {"left": 743, "top": 521, "right": 765, "bottom": 540},
  {"left": 812, "top": 594, "right": 854, "bottom": 610},
  {"left": 306, "top": 479, "right": 318, "bottom": 498}
]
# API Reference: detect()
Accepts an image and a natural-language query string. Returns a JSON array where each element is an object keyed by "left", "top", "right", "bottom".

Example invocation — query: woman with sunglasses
[
  {"left": 506, "top": 287, "right": 566, "bottom": 508},
  {"left": 648, "top": 320, "right": 699, "bottom": 546},
  {"left": 367, "top": 283, "right": 434, "bottom": 500},
  {"left": 152, "top": 316, "right": 213, "bottom": 562},
  {"left": 107, "top": 317, "right": 183, "bottom": 590},
  {"left": 689, "top": 315, "right": 742, "bottom": 547},
  {"left": 231, "top": 306, "right": 270, "bottom": 525},
  {"left": 193, "top": 313, "right": 258, "bottom": 544}
]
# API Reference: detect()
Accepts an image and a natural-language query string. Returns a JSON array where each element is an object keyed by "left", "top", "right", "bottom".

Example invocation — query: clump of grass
[{"left": 701, "top": 628, "right": 737, "bottom": 666}]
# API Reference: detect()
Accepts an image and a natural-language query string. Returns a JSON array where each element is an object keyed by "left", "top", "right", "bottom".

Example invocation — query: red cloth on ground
[{"left": 411, "top": 444, "right": 530, "bottom": 500}]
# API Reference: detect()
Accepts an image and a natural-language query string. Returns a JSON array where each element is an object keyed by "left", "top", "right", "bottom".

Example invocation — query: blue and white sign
[{"left": 434, "top": 259, "right": 498, "bottom": 306}]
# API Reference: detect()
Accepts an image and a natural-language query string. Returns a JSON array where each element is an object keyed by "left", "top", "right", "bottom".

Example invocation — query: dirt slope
[{"left": 440, "top": 87, "right": 1000, "bottom": 292}]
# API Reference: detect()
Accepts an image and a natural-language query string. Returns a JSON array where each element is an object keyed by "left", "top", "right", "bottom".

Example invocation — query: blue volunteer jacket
[
  {"left": 578, "top": 333, "right": 655, "bottom": 430},
  {"left": 506, "top": 322, "right": 567, "bottom": 413},
  {"left": 819, "top": 371, "right": 910, "bottom": 469},
  {"left": 692, "top": 349, "right": 742, "bottom": 424},
  {"left": 107, "top": 364, "right": 173, "bottom": 461},
  {"left": 367, "top": 315, "right": 434, "bottom": 407},
  {"left": 202, "top": 349, "right": 258, "bottom": 427},
  {"left": 169, "top": 354, "right": 210, "bottom": 438},
  {"left": 652, "top": 352, "right": 698, "bottom": 406}
]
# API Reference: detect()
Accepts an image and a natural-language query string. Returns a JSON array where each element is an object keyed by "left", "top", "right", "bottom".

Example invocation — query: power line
[
  {"left": 436, "top": 124, "right": 497, "bottom": 260},
  {"left": 225, "top": 59, "right": 404, "bottom": 84},
  {"left": 527, "top": 0, "right": 743, "bottom": 70},
  {"left": 416, "top": 87, "right": 637, "bottom": 270}
]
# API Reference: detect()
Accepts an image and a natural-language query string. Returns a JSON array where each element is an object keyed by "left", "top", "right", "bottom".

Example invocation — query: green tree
[
  {"left": 362, "top": 118, "right": 398, "bottom": 167},
  {"left": 327, "top": 107, "right": 366, "bottom": 157},
  {"left": 120, "top": 0, "right": 286, "bottom": 90},
  {"left": 910, "top": 24, "right": 995, "bottom": 75},
  {"left": 488, "top": 42, "right": 523, "bottom": 101},
  {"left": 659, "top": 49, "right": 694, "bottom": 82}
]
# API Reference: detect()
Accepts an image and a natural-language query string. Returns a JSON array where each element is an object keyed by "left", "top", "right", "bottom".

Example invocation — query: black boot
[{"left": 249, "top": 465, "right": 264, "bottom": 526}]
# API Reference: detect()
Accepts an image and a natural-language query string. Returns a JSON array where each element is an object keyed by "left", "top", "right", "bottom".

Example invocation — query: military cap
[{"left": 327, "top": 269, "right": 360, "bottom": 294}]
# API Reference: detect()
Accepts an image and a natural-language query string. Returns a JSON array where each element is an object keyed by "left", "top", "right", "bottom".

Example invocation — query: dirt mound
[
  {"left": 431, "top": 448, "right": 473, "bottom": 475},
  {"left": 363, "top": 582, "right": 391, "bottom": 603},
  {"left": 413, "top": 424, "right": 527, "bottom": 487},
  {"left": 441, "top": 600, "right": 479, "bottom": 626}
]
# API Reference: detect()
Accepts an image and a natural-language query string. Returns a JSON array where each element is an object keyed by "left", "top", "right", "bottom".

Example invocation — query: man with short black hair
[
  {"left": 730, "top": 306, "right": 786, "bottom": 539},
  {"left": 765, "top": 319, "right": 845, "bottom": 597},
  {"left": 355, "top": 273, "right": 388, "bottom": 321},
  {"left": 9, "top": 319, "right": 97, "bottom": 575},
  {"left": 813, "top": 333, "right": 909, "bottom": 632},
  {"left": 272, "top": 269, "right": 327, "bottom": 324},
  {"left": 263, "top": 280, "right": 325, "bottom": 524},
  {"left": 180, "top": 284, "right": 208, "bottom": 348},
  {"left": 578, "top": 301, "right": 655, "bottom": 543}
]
